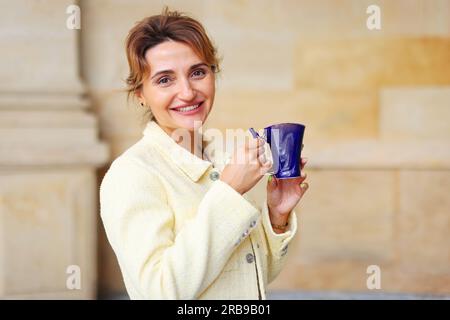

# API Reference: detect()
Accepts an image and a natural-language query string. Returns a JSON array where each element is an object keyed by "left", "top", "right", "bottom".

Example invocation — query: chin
[
  {"left": 171, "top": 110, "right": 210, "bottom": 131},
  {"left": 177, "top": 116, "right": 208, "bottom": 131}
]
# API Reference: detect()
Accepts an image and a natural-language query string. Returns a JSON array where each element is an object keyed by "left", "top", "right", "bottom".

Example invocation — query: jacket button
[
  {"left": 250, "top": 220, "right": 256, "bottom": 228},
  {"left": 246, "top": 253, "right": 254, "bottom": 263},
  {"left": 209, "top": 171, "right": 220, "bottom": 181}
]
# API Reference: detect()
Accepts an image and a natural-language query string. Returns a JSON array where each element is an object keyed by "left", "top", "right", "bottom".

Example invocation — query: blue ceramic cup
[{"left": 249, "top": 123, "right": 305, "bottom": 179}]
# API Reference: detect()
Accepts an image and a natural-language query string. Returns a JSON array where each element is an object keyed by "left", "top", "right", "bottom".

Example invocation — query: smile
[{"left": 170, "top": 102, "right": 204, "bottom": 114}]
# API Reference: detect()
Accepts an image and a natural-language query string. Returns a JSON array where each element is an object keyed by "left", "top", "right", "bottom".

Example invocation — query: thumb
[{"left": 267, "top": 174, "right": 277, "bottom": 188}]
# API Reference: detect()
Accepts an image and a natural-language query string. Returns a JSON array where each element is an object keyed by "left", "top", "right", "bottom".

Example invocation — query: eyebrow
[{"left": 151, "top": 63, "right": 209, "bottom": 80}]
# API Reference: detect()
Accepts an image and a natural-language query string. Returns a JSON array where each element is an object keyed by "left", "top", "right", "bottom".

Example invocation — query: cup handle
[
  {"left": 249, "top": 127, "right": 260, "bottom": 139},
  {"left": 263, "top": 142, "right": 275, "bottom": 176},
  {"left": 249, "top": 128, "right": 275, "bottom": 175}
]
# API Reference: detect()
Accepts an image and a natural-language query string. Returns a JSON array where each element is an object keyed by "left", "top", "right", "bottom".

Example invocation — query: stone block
[
  {"left": 396, "top": 170, "right": 450, "bottom": 275},
  {"left": 0, "top": 169, "right": 97, "bottom": 298},
  {"left": 210, "top": 89, "right": 377, "bottom": 141},
  {"left": 292, "top": 169, "right": 395, "bottom": 263},
  {"left": 294, "top": 38, "right": 450, "bottom": 90},
  {"left": 380, "top": 87, "right": 450, "bottom": 140}
]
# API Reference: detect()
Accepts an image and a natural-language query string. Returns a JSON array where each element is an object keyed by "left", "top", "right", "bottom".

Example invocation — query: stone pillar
[{"left": 0, "top": 0, "right": 108, "bottom": 298}]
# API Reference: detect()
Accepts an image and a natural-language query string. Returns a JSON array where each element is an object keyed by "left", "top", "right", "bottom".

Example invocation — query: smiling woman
[
  {"left": 99, "top": 6, "right": 307, "bottom": 300},
  {"left": 136, "top": 41, "right": 214, "bottom": 134},
  {"left": 124, "top": 8, "right": 220, "bottom": 134}
]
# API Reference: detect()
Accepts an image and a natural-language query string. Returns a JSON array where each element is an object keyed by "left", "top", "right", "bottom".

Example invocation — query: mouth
[{"left": 170, "top": 101, "right": 204, "bottom": 115}]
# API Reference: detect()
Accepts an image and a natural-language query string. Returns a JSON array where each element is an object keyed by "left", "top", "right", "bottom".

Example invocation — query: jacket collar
[{"left": 142, "top": 121, "right": 216, "bottom": 182}]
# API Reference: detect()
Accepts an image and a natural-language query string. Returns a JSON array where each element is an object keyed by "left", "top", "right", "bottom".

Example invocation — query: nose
[{"left": 177, "top": 78, "right": 196, "bottom": 101}]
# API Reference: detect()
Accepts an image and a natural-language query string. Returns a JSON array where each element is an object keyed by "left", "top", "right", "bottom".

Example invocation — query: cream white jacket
[{"left": 99, "top": 121, "right": 298, "bottom": 299}]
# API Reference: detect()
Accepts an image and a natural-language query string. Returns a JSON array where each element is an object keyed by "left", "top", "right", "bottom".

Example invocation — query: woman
[{"left": 100, "top": 8, "right": 309, "bottom": 300}]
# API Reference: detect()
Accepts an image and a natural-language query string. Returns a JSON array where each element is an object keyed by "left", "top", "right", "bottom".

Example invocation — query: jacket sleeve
[
  {"left": 260, "top": 199, "right": 298, "bottom": 284},
  {"left": 99, "top": 158, "right": 260, "bottom": 299}
]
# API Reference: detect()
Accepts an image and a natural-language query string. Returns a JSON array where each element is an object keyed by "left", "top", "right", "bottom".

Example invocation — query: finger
[
  {"left": 238, "top": 136, "right": 249, "bottom": 152},
  {"left": 248, "top": 137, "right": 265, "bottom": 150},
  {"left": 247, "top": 136, "right": 256, "bottom": 149},
  {"left": 257, "top": 137, "right": 265, "bottom": 148},
  {"left": 257, "top": 144, "right": 265, "bottom": 157},
  {"left": 268, "top": 174, "right": 278, "bottom": 187},
  {"left": 260, "top": 161, "right": 272, "bottom": 175},
  {"left": 248, "top": 144, "right": 262, "bottom": 163},
  {"left": 301, "top": 157, "right": 308, "bottom": 170},
  {"left": 258, "top": 153, "right": 268, "bottom": 165},
  {"left": 299, "top": 182, "right": 309, "bottom": 195},
  {"left": 267, "top": 174, "right": 275, "bottom": 186},
  {"left": 300, "top": 171, "right": 307, "bottom": 180}
]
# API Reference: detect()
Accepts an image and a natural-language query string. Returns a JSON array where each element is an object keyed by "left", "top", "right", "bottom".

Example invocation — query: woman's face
[{"left": 138, "top": 40, "right": 215, "bottom": 135}]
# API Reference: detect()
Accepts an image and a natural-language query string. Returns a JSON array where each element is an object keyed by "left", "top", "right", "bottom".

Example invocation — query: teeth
[{"left": 176, "top": 104, "right": 200, "bottom": 112}]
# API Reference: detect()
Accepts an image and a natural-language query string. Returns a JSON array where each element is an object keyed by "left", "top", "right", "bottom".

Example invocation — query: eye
[
  {"left": 192, "top": 68, "right": 206, "bottom": 78},
  {"left": 157, "top": 77, "right": 171, "bottom": 85}
]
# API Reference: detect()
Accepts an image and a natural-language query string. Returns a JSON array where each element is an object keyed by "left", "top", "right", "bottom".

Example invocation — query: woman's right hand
[{"left": 220, "top": 136, "right": 272, "bottom": 195}]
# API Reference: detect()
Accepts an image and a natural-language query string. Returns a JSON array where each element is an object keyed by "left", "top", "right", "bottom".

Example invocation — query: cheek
[
  {"left": 146, "top": 87, "right": 172, "bottom": 110},
  {"left": 203, "top": 78, "right": 216, "bottom": 99}
]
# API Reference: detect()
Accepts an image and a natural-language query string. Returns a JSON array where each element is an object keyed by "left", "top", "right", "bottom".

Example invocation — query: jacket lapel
[{"left": 143, "top": 121, "right": 212, "bottom": 182}]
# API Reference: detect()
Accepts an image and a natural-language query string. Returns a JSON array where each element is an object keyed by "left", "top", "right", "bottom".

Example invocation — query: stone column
[{"left": 0, "top": 0, "right": 108, "bottom": 298}]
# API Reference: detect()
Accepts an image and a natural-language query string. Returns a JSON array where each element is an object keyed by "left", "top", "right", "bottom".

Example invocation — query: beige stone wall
[
  {"left": 3, "top": 0, "right": 446, "bottom": 298},
  {"left": 80, "top": 0, "right": 450, "bottom": 297},
  {"left": 79, "top": 0, "right": 450, "bottom": 297},
  {"left": 0, "top": 0, "right": 108, "bottom": 298}
]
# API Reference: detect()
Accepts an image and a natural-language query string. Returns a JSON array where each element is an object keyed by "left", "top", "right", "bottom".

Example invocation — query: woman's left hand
[{"left": 266, "top": 157, "right": 309, "bottom": 230}]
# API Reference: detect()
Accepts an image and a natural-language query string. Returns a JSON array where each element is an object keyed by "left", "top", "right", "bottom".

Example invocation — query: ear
[{"left": 135, "top": 88, "right": 144, "bottom": 104}]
